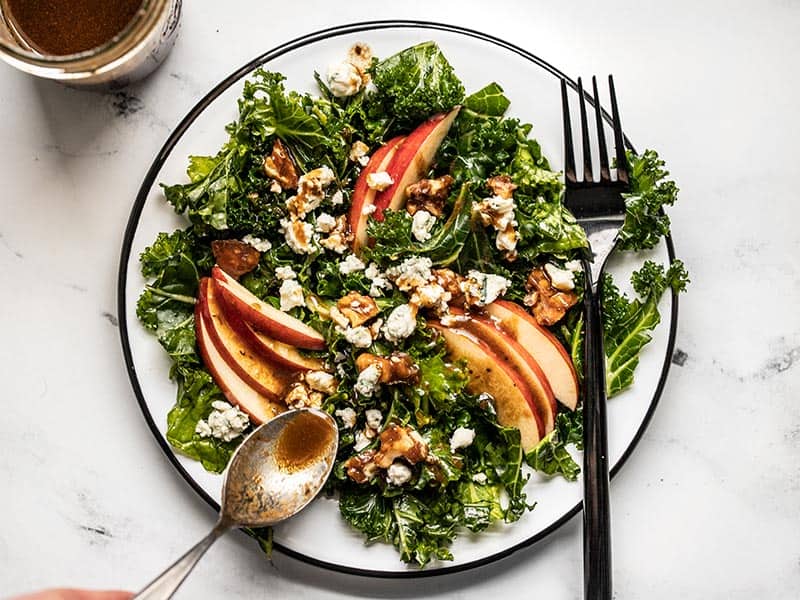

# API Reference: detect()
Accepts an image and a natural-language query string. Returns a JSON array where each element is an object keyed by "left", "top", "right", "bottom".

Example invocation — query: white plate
[{"left": 118, "top": 21, "right": 678, "bottom": 577}]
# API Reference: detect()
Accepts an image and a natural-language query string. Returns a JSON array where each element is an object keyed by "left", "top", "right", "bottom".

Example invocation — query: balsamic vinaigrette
[
  {"left": 3, "top": 0, "right": 143, "bottom": 55},
  {"left": 275, "top": 412, "right": 335, "bottom": 473}
]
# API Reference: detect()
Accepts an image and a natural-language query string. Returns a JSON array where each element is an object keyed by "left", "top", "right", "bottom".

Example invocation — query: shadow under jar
[{"left": 0, "top": 0, "right": 181, "bottom": 86}]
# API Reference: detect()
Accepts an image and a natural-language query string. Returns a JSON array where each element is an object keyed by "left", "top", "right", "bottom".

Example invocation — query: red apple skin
[
  {"left": 211, "top": 266, "right": 326, "bottom": 351},
  {"left": 485, "top": 300, "right": 579, "bottom": 410},
  {"left": 455, "top": 309, "right": 555, "bottom": 435},
  {"left": 429, "top": 321, "right": 543, "bottom": 450},
  {"left": 214, "top": 279, "right": 325, "bottom": 372},
  {"left": 198, "top": 278, "right": 294, "bottom": 401},
  {"left": 195, "top": 295, "right": 284, "bottom": 425},
  {"left": 372, "top": 106, "right": 460, "bottom": 221},
  {"left": 349, "top": 136, "right": 405, "bottom": 253}
]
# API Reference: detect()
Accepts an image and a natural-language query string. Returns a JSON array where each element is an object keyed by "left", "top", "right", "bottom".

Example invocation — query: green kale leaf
[
  {"left": 462, "top": 82, "right": 510, "bottom": 118},
  {"left": 526, "top": 408, "right": 583, "bottom": 481}
]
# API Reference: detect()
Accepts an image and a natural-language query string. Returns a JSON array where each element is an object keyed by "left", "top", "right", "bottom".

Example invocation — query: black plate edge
[{"left": 116, "top": 18, "right": 680, "bottom": 579}]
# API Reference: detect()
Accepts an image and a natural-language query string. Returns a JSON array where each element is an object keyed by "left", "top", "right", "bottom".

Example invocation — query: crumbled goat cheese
[
  {"left": 275, "top": 266, "right": 297, "bottom": 280},
  {"left": 386, "top": 461, "right": 413, "bottom": 486},
  {"left": 411, "top": 283, "right": 450, "bottom": 314},
  {"left": 327, "top": 61, "right": 363, "bottom": 97},
  {"left": 386, "top": 256, "right": 433, "bottom": 291},
  {"left": 279, "top": 279, "right": 306, "bottom": 312},
  {"left": 349, "top": 141, "right": 370, "bottom": 165},
  {"left": 365, "top": 262, "right": 393, "bottom": 297},
  {"left": 365, "top": 409, "right": 383, "bottom": 430},
  {"left": 335, "top": 407, "right": 357, "bottom": 429},
  {"left": 306, "top": 371, "right": 337, "bottom": 394},
  {"left": 382, "top": 303, "right": 417, "bottom": 343},
  {"left": 344, "top": 325, "right": 373, "bottom": 348},
  {"left": 330, "top": 189, "right": 344, "bottom": 205},
  {"left": 280, "top": 217, "right": 315, "bottom": 254},
  {"left": 195, "top": 400, "right": 250, "bottom": 443},
  {"left": 565, "top": 259, "right": 583, "bottom": 272},
  {"left": 286, "top": 166, "right": 335, "bottom": 218},
  {"left": 339, "top": 254, "right": 366, "bottom": 275},
  {"left": 473, "top": 194, "right": 519, "bottom": 259},
  {"left": 544, "top": 263, "right": 576, "bottom": 292},
  {"left": 411, "top": 209, "right": 436, "bottom": 242},
  {"left": 366, "top": 171, "right": 394, "bottom": 191},
  {"left": 450, "top": 426, "right": 476, "bottom": 452},
  {"left": 241, "top": 234, "right": 272, "bottom": 252},
  {"left": 472, "top": 472, "right": 488, "bottom": 484},
  {"left": 361, "top": 203, "right": 377, "bottom": 215},
  {"left": 355, "top": 364, "right": 382, "bottom": 396},
  {"left": 269, "top": 180, "right": 282, "bottom": 193},
  {"left": 316, "top": 212, "right": 337, "bottom": 233},
  {"left": 354, "top": 430, "right": 371, "bottom": 451},
  {"left": 462, "top": 270, "right": 511, "bottom": 306}
]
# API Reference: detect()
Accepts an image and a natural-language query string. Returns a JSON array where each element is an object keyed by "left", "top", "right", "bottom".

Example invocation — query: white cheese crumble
[
  {"left": 344, "top": 325, "right": 373, "bottom": 348},
  {"left": 366, "top": 171, "right": 394, "bottom": 191},
  {"left": 544, "top": 263, "right": 576, "bottom": 292},
  {"left": 449, "top": 426, "right": 476, "bottom": 452},
  {"left": 382, "top": 303, "right": 417, "bottom": 343},
  {"left": 354, "top": 430, "right": 371, "bottom": 451},
  {"left": 275, "top": 265, "right": 297, "bottom": 280},
  {"left": 386, "top": 461, "right": 413, "bottom": 486},
  {"left": 330, "top": 189, "right": 344, "bottom": 205},
  {"left": 316, "top": 212, "right": 337, "bottom": 233},
  {"left": 355, "top": 363, "right": 382, "bottom": 396},
  {"left": 411, "top": 283, "right": 450, "bottom": 314},
  {"left": 306, "top": 371, "right": 337, "bottom": 394},
  {"left": 473, "top": 193, "right": 519, "bottom": 259},
  {"left": 349, "top": 141, "right": 370, "bottom": 165},
  {"left": 462, "top": 270, "right": 511, "bottom": 306},
  {"left": 365, "top": 409, "right": 383, "bottom": 430},
  {"left": 241, "top": 234, "right": 272, "bottom": 252},
  {"left": 327, "top": 61, "right": 363, "bottom": 97},
  {"left": 195, "top": 401, "right": 250, "bottom": 442},
  {"left": 335, "top": 407, "right": 357, "bottom": 429},
  {"left": 279, "top": 279, "right": 306, "bottom": 312},
  {"left": 361, "top": 203, "right": 377, "bottom": 216},
  {"left": 386, "top": 256, "right": 433, "bottom": 291},
  {"left": 565, "top": 259, "right": 583, "bottom": 272},
  {"left": 411, "top": 209, "right": 436, "bottom": 242},
  {"left": 472, "top": 472, "right": 488, "bottom": 485},
  {"left": 280, "top": 217, "right": 315, "bottom": 254},
  {"left": 364, "top": 262, "right": 393, "bottom": 297},
  {"left": 339, "top": 254, "right": 366, "bottom": 275}
]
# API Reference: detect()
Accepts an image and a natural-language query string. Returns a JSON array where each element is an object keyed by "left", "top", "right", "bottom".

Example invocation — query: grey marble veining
[{"left": 1, "top": 1, "right": 799, "bottom": 598}]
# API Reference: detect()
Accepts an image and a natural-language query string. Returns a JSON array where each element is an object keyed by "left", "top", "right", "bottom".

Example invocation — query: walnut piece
[
  {"left": 262, "top": 139, "right": 298, "bottom": 190},
  {"left": 405, "top": 175, "right": 455, "bottom": 217},
  {"left": 525, "top": 267, "right": 579, "bottom": 326},
  {"left": 432, "top": 268, "right": 466, "bottom": 307},
  {"left": 337, "top": 291, "right": 379, "bottom": 327},
  {"left": 373, "top": 424, "right": 428, "bottom": 468},
  {"left": 355, "top": 352, "right": 419, "bottom": 385},
  {"left": 344, "top": 449, "right": 380, "bottom": 483},
  {"left": 283, "top": 381, "right": 323, "bottom": 409},
  {"left": 211, "top": 240, "right": 260, "bottom": 279},
  {"left": 486, "top": 174, "right": 517, "bottom": 199}
]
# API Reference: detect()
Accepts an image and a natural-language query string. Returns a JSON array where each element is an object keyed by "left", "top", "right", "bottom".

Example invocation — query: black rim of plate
[{"left": 117, "top": 19, "right": 679, "bottom": 579}]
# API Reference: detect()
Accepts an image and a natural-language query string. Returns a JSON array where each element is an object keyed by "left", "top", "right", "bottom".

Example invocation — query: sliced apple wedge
[
  {"left": 485, "top": 300, "right": 579, "bottom": 410},
  {"left": 455, "top": 309, "right": 556, "bottom": 435},
  {"left": 195, "top": 295, "right": 284, "bottom": 424},
  {"left": 198, "top": 278, "right": 294, "bottom": 401},
  {"left": 214, "top": 279, "right": 325, "bottom": 372},
  {"left": 212, "top": 266, "right": 326, "bottom": 351},
  {"left": 349, "top": 136, "right": 405, "bottom": 252},
  {"left": 372, "top": 107, "right": 460, "bottom": 220},
  {"left": 429, "top": 321, "right": 543, "bottom": 450}
]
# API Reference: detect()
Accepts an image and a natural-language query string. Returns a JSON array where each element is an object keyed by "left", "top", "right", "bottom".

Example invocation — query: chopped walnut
[
  {"left": 344, "top": 449, "right": 380, "bottom": 483},
  {"left": 525, "top": 267, "right": 579, "bottom": 326},
  {"left": 283, "top": 381, "right": 323, "bottom": 409},
  {"left": 432, "top": 268, "right": 466, "bottom": 306},
  {"left": 355, "top": 352, "right": 419, "bottom": 384},
  {"left": 405, "top": 175, "right": 455, "bottom": 217},
  {"left": 319, "top": 214, "right": 352, "bottom": 254},
  {"left": 486, "top": 174, "right": 517, "bottom": 199},
  {"left": 262, "top": 139, "right": 298, "bottom": 190},
  {"left": 374, "top": 424, "right": 429, "bottom": 468},
  {"left": 337, "top": 291, "right": 379, "bottom": 327},
  {"left": 349, "top": 141, "right": 370, "bottom": 165},
  {"left": 211, "top": 240, "right": 260, "bottom": 279}
]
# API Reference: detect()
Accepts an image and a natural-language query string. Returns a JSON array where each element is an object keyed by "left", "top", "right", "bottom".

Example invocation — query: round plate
[{"left": 118, "top": 20, "right": 678, "bottom": 577}]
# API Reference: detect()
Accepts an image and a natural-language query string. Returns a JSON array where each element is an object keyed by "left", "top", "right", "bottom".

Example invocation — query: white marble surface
[{"left": 0, "top": 1, "right": 798, "bottom": 598}]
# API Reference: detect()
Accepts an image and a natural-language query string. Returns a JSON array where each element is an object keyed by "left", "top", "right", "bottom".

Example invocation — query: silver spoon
[{"left": 134, "top": 408, "right": 338, "bottom": 600}]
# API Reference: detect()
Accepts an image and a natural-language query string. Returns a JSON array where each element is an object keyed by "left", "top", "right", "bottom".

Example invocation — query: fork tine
[
  {"left": 608, "top": 75, "right": 629, "bottom": 185},
  {"left": 592, "top": 76, "right": 611, "bottom": 182},
  {"left": 561, "top": 79, "right": 577, "bottom": 184},
  {"left": 577, "top": 77, "right": 593, "bottom": 183}
]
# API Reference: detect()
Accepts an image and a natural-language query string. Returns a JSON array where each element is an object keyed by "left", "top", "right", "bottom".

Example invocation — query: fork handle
[{"left": 582, "top": 278, "right": 612, "bottom": 600}]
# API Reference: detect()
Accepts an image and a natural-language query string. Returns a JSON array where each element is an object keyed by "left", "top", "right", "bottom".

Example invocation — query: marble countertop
[{"left": 1, "top": 1, "right": 798, "bottom": 598}]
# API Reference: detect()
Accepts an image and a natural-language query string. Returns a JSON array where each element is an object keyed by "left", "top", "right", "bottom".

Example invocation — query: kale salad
[{"left": 136, "top": 40, "right": 687, "bottom": 567}]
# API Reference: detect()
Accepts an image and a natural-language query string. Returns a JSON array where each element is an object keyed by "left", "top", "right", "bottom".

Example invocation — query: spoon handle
[{"left": 133, "top": 519, "right": 231, "bottom": 600}]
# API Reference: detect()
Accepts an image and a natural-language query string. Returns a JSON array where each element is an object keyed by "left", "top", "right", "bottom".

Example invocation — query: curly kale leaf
[
  {"left": 603, "top": 260, "right": 689, "bottom": 396},
  {"left": 526, "top": 408, "right": 583, "bottom": 481},
  {"left": 462, "top": 82, "right": 510, "bottom": 118},
  {"left": 370, "top": 41, "right": 465, "bottom": 130},
  {"left": 618, "top": 149, "right": 679, "bottom": 251}
]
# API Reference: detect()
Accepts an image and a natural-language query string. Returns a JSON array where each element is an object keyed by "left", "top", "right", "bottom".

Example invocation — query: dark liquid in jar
[
  {"left": 275, "top": 412, "right": 334, "bottom": 473},
  {"left": 3, "top": 0, "right": 144, "bottom": 55}
]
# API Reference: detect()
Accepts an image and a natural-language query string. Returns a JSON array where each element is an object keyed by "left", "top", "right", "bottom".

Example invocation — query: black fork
[{"left": 561, "top": 76, "right": 630, "bottom": 600}]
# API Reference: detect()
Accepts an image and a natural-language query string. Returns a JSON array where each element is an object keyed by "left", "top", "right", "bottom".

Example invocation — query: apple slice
[
  {"left": 456, "top": 309, "right": 556, "bottom": 434},
  {"left": 195, "top": 297, "right": 284, "bottom": 425},
  {"left": 198, "top": 278, "right": 294, "bottom": 401},
  {"left": 212, "top": 266, "right": 326, "bottom": 351},
  {"left": 214, "top": 279, "right": 325, "bottom": 371},
  {"left": 349, "top": 136, "right": 405, "bottom": 252},
  {"left": 429, "top": 321, "right": 543, "bottom": 450},
  {"left": 485, "top": 300, "right": 579, "bottom": 410},
  {"left": 372, "top": 106, "right": 460, "bottom": 221}
]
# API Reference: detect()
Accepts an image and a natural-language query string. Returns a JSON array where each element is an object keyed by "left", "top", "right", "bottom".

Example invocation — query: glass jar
[{"left": 0, "top": 0, "right": 182, "bottom": 86}]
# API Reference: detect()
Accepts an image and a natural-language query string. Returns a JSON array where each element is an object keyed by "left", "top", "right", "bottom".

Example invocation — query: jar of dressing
[{"left": 0, "top": 0, "right": 181, "bottom": 86}]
